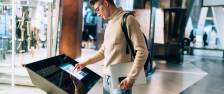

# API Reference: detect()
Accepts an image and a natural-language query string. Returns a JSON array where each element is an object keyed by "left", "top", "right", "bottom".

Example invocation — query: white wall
[
  {"left": 154, "top": 8, "right": 164, "bottom": 44},
  {"left": 203, "top": 0, "right": 224, "bottom": 6},
  {"left": 212, "top": 7, "right": 224, "bottom": 48}
]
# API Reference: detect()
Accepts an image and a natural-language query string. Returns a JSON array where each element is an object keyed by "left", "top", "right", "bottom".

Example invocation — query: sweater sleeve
[
  {"left": 125, "top": 15, "right": 148, "bottom": 83},
  {"left": 81, "top": 43, "right": 105, "bottom": 65}
]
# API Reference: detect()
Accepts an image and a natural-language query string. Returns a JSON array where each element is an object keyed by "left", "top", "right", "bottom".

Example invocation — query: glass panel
[
  {"left": 185, "top": 0, "right": 224, "bottom": 53},
  {"left": 0, "top": 0, "right": 13, "bottom": 90},
  {"left": 0, "top": 0, "right": 62, "bottom": 89},
  {"left": 82, "top": 1, "right": 101, "bottom": 50}
]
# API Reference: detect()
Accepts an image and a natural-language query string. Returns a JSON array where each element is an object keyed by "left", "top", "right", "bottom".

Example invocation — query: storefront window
[{"left": 0, "top": 0, "right": 62, "bottom": 90}]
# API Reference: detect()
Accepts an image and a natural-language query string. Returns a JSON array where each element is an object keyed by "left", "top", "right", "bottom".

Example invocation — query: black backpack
[{"left": 121, "top": 13, "right": 154, "bottom": 75}]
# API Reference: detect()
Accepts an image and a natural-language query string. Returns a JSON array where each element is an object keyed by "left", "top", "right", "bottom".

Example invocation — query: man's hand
[
  {"left": 119, "top": 78, "right": 134, "bottom": 90},
  {"left": 74, "top": 63, "right": 86, "bottom": 71}
]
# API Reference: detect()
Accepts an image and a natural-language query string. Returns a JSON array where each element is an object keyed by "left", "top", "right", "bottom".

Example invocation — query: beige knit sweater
[{"left": 82, "top": 8, "right": 148, "bottom": 83}]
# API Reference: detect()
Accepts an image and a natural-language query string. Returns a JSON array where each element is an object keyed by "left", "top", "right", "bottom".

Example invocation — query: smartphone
[{"left": 118, "top": 77, "right": 126, "bottom": 83}]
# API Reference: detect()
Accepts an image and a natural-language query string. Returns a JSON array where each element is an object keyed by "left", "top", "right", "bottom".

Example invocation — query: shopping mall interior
[{"left": 0, "top": 0, "right": 224, "bottom": 94}]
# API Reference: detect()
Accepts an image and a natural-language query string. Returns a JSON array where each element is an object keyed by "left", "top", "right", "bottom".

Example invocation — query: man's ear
[{"left": 104, "top": 0, "right": 109, "bottom": 7}]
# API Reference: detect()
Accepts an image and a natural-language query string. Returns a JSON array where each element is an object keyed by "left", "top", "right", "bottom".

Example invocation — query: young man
[{"left": 75, "top": 0, "right": 148, "bottom": 94}]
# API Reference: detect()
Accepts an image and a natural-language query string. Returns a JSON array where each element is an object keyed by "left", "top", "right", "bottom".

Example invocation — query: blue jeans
[{"left": 103, "top": 75, "right": 132, "bottom": 94}]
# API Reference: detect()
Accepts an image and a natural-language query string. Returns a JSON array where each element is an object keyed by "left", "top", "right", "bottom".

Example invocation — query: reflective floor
[
  {"left": 1, "top": 49, "right": 224, "bottom": 94},
  {"left": 181, "top": 55, "right": 224, "bottom": 94}
]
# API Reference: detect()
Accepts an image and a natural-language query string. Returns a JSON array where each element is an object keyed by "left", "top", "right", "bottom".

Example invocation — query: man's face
[{"left": 93, "top": 1, "right": 109, "bottom": 19}]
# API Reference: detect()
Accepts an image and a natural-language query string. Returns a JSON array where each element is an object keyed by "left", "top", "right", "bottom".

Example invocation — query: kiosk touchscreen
[
  {"left": 59, "top": 63, "right": 88, "bottom": 80},
  {"left": 24, "top": 54, "right": 101, "bottom": 94}
]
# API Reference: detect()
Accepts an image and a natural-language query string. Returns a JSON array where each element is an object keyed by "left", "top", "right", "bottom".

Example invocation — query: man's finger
[
  {"left": 123, "top": 81, "right": 129, "bottom": 90},
  {"left": 119, "top": 81, "right": 125, "bottom": 89},
  {"left": 74, "top": 64, "right": 79, "bottom": 70},
  {"left": 119, "top": 81, "right": 123, "bottom": 87},
  {"left": 74, "top": 64, "right": 82, "bottom": 71},
  {"left": 123, "top": 80, "right": 132, "bottom": 90}
]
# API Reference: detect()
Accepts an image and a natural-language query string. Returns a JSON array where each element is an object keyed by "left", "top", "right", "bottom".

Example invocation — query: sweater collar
[{"left": 108, "top": 8, "right": 123, "bottom": 21}]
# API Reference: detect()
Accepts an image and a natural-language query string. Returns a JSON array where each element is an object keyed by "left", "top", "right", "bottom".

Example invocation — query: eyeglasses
[
  {"left": 93, "top": 0, "right": 104, "bottom": 13},
  {"left": 94, "top": 5, "right": 102, "bottom": 13}
]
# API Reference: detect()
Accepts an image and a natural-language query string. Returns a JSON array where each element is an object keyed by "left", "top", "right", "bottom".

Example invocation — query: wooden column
[{"left": 59, "top": 0, "right": 82, "bottom": 59}]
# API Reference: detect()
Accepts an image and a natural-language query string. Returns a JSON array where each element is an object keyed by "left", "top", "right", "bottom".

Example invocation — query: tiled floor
[
  {"left": 181, "top": 55, "right": 224, "bottom": 94},
  {"left": 145, "top": 63, "right": 207, "bottom": 94},
  {"left": 0, "top": 85, "right": 46, "bottom": 94},
  {"left": 0, "top": 49, "right": 214, "bottom": 94}
]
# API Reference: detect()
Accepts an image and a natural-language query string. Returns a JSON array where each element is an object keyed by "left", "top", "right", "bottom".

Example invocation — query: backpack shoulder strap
[
  {"left": 121, "top": 13, "right": 136, "bottom": 58},
  {"left": 122, "top": 13, "right": 154, "bottom": 73}
]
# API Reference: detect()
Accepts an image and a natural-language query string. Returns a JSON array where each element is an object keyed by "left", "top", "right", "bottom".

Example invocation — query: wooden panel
[{"left": 59, "top": 0, "right": 83, "bottom": 59}]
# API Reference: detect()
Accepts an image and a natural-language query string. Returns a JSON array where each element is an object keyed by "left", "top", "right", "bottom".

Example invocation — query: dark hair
[
  {"left": 89, "top": 0, "right": 100, "bottom": 6},
  {"left": 89, "top": 0, "right": 115, "bottom": 6},
  {"left": 107, "top": 0, "right": 115, "bottom": 6}
]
